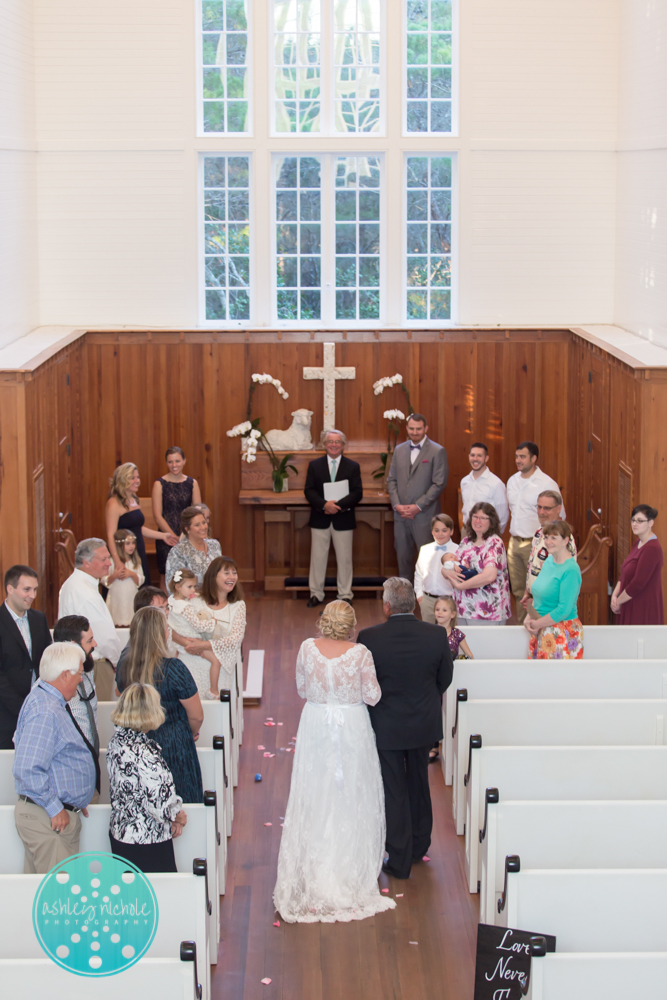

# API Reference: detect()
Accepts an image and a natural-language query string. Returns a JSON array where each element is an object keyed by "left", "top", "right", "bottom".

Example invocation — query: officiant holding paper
[{"left": 304, "top": 429, "right": 363, "bottom": 608}]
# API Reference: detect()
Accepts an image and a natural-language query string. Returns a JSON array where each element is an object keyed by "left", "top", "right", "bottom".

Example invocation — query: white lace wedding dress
[{"left": 273, "top": 638, "right": 396, "bottom": 923}]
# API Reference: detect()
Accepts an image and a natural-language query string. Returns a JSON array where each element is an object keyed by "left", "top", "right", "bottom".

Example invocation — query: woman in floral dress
[
  {"left": 441, "top": 502, "right": 511, "bottom": 625},
  {"left": 524, "top": 520, "right": 583, "bottom": 659}
]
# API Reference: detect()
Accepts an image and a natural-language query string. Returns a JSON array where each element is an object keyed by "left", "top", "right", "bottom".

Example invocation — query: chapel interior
[{"left": 1, "top": 0, "right": 667, "bottom": 996}]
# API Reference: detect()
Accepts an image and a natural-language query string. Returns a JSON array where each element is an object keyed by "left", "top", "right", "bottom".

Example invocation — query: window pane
[
  {"left": 405, "top": 0, "right": 453, "bottom": 134},
  {"left": 203, "top": 156, "right": 251, "bottom": 320},
  {"left": 334, "top": 155, "right": 382, "bottom": 319},
  {"left": 275, "top": 155, "right": 322, "bottom": 320},
  {"left": 275, "top": 0, "right": 321, "bottom": 132},
  {"left": 334, "top": 0, "right": 382, "bottom": 133},
  {"left": 202, "top": 0, "right": 250, "bottom": 133},
  {"left": 405, "top": 154, "right": 451, "bottom": 321}
]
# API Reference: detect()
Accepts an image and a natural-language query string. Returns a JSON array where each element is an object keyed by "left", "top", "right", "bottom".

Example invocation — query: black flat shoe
[
  {"left": 382, "top": 863, "right": 409, "bottom": 879},
  {"left": 306, "top": 596, "right": 322, "bottom": 608}
]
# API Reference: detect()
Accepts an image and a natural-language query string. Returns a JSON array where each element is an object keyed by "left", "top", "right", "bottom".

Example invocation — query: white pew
[
  {"left": 480, "top": 800, "right": 667, "bottom": 923},
  {"left": 528, "top": 952, "right": 667, "bottom": 1000},
  {"left": 443, "top": 658, "right": 667, "bottom": 785},
  {"left": 461, "top": 624, "right": 667, "bottom": 660},
  {"left": 244, "top": 649, "right": 264, "bottom": 703},
  {"left": 0, "top": 804, "right": 219, "bottom": 963},
  {"left": 502, "top": 869, "right": 667, "bottom": 953},
  {"left": 466, "top": 746, "right": 667, "bottom": 896},
  {"left": 196, "top": 748, "right": 227, "bottom": 894},
  {"left": 453, "top": 698, "right": 667, "bottom": 834},
  {"left": 236, "top": 650, "right": 244, "bottom": 744},
  {"left": 0, "top": 956, "right": 196, "bottom": 999},
  {"left": 0, "top": 872, "right": 211, "bottom": 999}
]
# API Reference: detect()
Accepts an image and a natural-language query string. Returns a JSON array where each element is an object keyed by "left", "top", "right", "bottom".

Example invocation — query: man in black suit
[
  {"left": 304, "top": 429, "right": 363, "bottom": 608},
  {"left": 0, "top": 565, "right": 52, "bottom": 749},
  {"left": 358, "top": 577, "right": 452, "bottom": 879}
]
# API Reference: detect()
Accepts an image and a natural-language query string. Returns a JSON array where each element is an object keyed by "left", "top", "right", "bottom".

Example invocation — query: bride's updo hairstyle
[{"left": 317, "top": 600, "right": 356, "bottom": 641}]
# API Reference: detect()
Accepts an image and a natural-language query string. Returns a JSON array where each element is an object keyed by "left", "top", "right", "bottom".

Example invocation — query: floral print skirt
[{"left": 528, "top": 618, "right": 584, "bottom": 660}]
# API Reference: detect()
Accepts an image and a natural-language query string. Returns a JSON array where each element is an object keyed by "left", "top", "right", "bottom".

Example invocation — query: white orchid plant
[
  {"left": 226, "top": 373, "right": 297, "bottom": 489},
  {"left": 372, "top": 374, "right": 414, "bottom": 481}
]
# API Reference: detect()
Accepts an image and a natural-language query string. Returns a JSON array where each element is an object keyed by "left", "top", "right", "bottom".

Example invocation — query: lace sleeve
[
  {"left": 296, "top": 643, "right": 307, "bottom": 699},
  {"left": 210, "top": 601, "right": 246, "bottom": 662},
  {"left": 179, "top": 603, "right": 215, "bottom": 633},
  {"left": 359, "top": 646, "right": 381, "bottom": 706}
]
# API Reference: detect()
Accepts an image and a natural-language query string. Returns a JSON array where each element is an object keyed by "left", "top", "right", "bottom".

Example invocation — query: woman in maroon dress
[{"left": 611, "top": 504, "right": 664, "bottom": 624}]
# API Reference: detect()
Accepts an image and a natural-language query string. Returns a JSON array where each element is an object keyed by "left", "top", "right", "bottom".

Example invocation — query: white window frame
[
  {"left": 402, "top": 151, "right": 458, "bottom": 326},
  {"left": 270, "top": 0, "right": 386, "bottom": 138},
  {"left": 402, "top": 0, "right": 459, "bottom": 138},
  {"left": 196, "top": 0, "right": 254, "bottom": 137},
  {"left": 271, "top": 151, "right": 386, "bottom": 327},
  {"left": 198, "top": 152, "right": 255, "bottom": 327}
]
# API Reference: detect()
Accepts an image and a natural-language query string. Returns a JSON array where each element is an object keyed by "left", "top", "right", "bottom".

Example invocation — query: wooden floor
[{"left": 212, "top": 596, "right": 479, "bottom": 1000}]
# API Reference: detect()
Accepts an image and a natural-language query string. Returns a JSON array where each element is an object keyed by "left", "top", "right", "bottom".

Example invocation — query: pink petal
[
  {"left": 381, "top": 888, "right": 389, "bottom": 894},
  {"left": 258, "top": 745, "right": 265, "bottom": 750},
  {"left": 263, "top": 752, "right": 271, "bottom": 757},
  {"left": 422, "top": 855, "right": 430, "bottom": 862},
  {"left": 269, "top": 753, "right": 276, "bottom": 758},
  {"left": 409, "top": 941, "right": 418, "bottom": 945},
  {"left": 273, "top": 921, "right": 280, "bottom": 927},
  {"left": 396, "top": 893, "right": 404, "bottom": 897},
  {"left": 266, "top": 717, "right": 274, "bottom": 721},
  {"left": 277, "top": 722, "right": 283, "bottom": 726},
  {"left": 264, "top": 822, "right": 272, "bottom": 827},
  {"left": 261, "top": 978, "right": 272, "bottom": 985}
]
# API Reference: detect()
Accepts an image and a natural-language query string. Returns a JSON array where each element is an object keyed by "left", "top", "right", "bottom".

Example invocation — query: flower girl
[
  {"left": 103, "top": 529, "right": 144, "bottom": 626},
  {"left": 434, "top": 596, "right": 474, "bottom": 660},
  {"left": 167, "top": 568, "right": 222, "bottom": 699}
]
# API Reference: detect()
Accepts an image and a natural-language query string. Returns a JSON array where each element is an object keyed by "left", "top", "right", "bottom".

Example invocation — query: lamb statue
[{"left": 263, "top": 409, "right": 314, "bottom": 452}]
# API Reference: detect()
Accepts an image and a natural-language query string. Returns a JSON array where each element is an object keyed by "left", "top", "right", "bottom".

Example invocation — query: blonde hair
[
  {"left": 168, "top": 566, "right": 198, "bottom": 594},
  {"left": 111, "top": 683, "right": 165, "bottom": 732},
  {"left": 113, "top": 528, "right": 140, "bottom": 569},
  {"left": 435, "top": 596, "right": 457, "bottom": 627},
  {"left": 317, "top": 600, "right": 356, "bottom": 641},
  {"left": 126, "top": 606, "right": 169, "bottom": 687},
  {"left": 109, "top": 462, "right": 138, "bottom": 508}
]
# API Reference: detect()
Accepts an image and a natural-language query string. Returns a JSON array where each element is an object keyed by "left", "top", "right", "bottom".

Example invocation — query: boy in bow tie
[{"left": 414, "top": 514, "right": 459, "bottom": 623}]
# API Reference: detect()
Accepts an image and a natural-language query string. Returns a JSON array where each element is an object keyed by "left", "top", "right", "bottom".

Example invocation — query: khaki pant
[
  {"left": 507, "top": 536, "right": 533, "bottom": 624},
  {"left": 93, "top": 657, "right": 116, "bottom": 701},
  {"left": 419, "top": 592, "right": 451, "bottom": 624},
  {"left": 15, "top": 798, "right": 82, "bottom": 874},
  {"left": 309, "top": 526, "right": 354, "bottom": 602}
]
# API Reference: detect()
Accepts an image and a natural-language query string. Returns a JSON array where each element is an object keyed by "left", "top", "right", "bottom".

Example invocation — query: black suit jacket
[
  {"left": 358, "top": 614, "right": 452, "bottom": 750},
  {"left": 304, "top": 455, "right": 363, "bottom": 531},
  {"left": 0, "top": 603, "right": 52, "bottom": 749}
]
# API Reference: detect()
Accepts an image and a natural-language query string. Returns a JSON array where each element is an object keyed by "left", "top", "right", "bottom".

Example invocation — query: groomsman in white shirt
[
  {"left": 505, "top": 441, "right": 564, "bottom": 623},
  {"left": 460, "top": 442, "right": 509, "bottom": 533}
]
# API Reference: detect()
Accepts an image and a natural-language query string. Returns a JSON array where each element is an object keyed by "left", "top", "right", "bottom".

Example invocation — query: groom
[{"left": 358, "top": 577, "right": 453, "bottom": 879}]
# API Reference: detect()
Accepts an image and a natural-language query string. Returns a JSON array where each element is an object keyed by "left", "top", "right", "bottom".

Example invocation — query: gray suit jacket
[{"left": 387, "top": 438, "right": 448, "bottom": 520}]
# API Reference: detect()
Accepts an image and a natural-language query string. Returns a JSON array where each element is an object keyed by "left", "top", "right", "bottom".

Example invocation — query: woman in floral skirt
[{"left": 524, "top": 520, "right": 583, "bottom": 659}]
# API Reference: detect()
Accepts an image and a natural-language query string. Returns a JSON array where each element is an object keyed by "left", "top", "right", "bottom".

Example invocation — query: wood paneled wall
[{"left": 2, "top": 328, "right": 665, "bottom": 623}]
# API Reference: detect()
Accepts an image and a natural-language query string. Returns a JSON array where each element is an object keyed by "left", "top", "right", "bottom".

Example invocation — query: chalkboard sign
[{"left": 474, "top": 924, "right": 556, "bottom": 1000}]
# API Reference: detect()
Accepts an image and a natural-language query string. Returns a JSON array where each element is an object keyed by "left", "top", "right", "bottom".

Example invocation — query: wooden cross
[{"left": 303, "top": 342, "right": 356, "bottom": 432}]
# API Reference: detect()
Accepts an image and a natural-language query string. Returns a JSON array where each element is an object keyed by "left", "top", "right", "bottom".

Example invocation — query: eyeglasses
[
  {"left": 472, "top": 514, "right": 490, "bottom": 522},
  {"left": 537, "top": 504, "right": 558, "bottom": 512},
  {"left": 631, "top": 517, "right": 649, "bottom": 524}
]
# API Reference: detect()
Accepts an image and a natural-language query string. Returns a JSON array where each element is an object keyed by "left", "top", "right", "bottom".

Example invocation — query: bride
[{"left": 273, "top": 601, "right": 396, "bottom": 923}]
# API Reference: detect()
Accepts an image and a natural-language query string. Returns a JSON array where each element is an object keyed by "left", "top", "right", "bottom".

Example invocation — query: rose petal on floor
[
  {"left": 273, "top": 921, "right": 280, "bottom": 927},
  {"left": 422, "top": 855, "right": 431, "bottom": 861},
  {"left": 396, "top": 893, "right": 404, "bottom": 897},
  {"left": 258, "top": 745, "right": 265, "bottom": 750},
  {"left": 264, "top": 822, "right": 272, "bottom": 826},
  {"left": 261, "top": 978, "right": 272, "bottom": 985},
  {"left": 381, "top": 888, "right": 389, "bottom": 894},
  {"left": 409, "top": 941, "right": 418, "bottom": 945}
]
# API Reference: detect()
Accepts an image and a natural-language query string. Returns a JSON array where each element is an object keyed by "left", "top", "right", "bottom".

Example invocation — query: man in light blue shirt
[{"left": 13, "top": 643, "right": 95, "bottom": 873}]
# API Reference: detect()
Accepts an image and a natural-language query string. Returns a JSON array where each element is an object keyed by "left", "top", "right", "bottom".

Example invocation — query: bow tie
[
  {"left": 435, "top": 544, "right": 448, "bottom": 550},
  {"left": 410, "top": 443, "right": 422, "bottom": 450}
]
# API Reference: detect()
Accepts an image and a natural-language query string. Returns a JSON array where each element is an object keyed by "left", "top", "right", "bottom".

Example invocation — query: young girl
[
  {"left": 434, "top": 597, "right": 474, "bottom": 660},
  {"left": 167, "top": 568, "right": 222, "bottom": 700},
  {"left": 103, "top": 529, "right": 144, "bottom": 626}
]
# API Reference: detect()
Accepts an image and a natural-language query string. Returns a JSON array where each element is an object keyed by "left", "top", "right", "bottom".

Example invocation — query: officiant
[{"left": 304, "top": 429, "right": 363, "bottom": 609}]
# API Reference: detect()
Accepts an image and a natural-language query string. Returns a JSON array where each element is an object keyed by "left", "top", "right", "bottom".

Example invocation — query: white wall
[
  {"left": 0, "top": 0, "right": 39, "bottom": 347},
  {"left": 614, "top": 0, "right": 667, "bottom": 348}
]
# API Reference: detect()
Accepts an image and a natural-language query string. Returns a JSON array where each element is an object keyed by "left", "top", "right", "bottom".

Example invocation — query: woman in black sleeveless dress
[
  {"left": 151, "top": 447, "right": 202, "bottom": 589},
  {"left": 106, "top": 463, "right": 179, "bottom": 587}
]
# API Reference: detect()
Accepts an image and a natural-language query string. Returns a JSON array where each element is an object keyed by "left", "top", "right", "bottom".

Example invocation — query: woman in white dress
[
  {"left": 273, "top": 601, "right": 396, "bottom": 924},
  {"left": 170, "top": 556, "right": 246, "bottom": 700}
]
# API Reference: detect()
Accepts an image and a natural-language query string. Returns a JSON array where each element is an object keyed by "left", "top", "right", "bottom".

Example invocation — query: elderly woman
[
  {"left": 525, "top": 520, "right": 583, "bottom": 659},
  {"left": 441, "top": 501, "right": 511, "bottom": 625},
  {"left": 107, "top": 683, "right": 187, "bottom": 872},
  {"left": 612, "top": 504, "right": 664, "bottom": 625},
  {"left": 165, "top": 506, "right": 222, "bottom": 588},
  {"left": 151, "top": 447, "right": 202, "bottom": 592},
  {"left": 174, "top": 556, "right": 246, "bottom": 699},
  {"left": 106, "top": 462, "right": 178, "bottom": 586},
  {"left": 116, "top": 606, "right": 204, "bottom": 803}
]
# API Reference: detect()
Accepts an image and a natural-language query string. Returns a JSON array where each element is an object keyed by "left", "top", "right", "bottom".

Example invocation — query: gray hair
[
  {"left": 538, "top": 490, "right": 562, "bottom": 506},
  {"left": 40, "top": 642, "right": 84, "bottom": 682},
  {"left": 74, "top": 538, "right": 107, "bottom": 567},
  {"left": 320, "top": 428, "right": 347, "bottom": 447},
  {"left": 383, "top": 577, "right": 416, "bottom": 615}
]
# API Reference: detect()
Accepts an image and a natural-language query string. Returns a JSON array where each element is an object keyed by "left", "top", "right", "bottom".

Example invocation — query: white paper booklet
[{"left": 323, "top": 480, "right": 349, "bottom": 503}]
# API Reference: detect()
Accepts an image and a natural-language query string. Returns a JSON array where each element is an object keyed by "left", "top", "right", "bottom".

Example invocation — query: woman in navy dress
[
  {"left": 115, "top": 605, "right": 204, "bottom": 803},
  {"left": 106, "top": 462, "right": 179, "bottom": 586},
  {"left": 151, "top": 447, "right": 202, "bottom": 591}
]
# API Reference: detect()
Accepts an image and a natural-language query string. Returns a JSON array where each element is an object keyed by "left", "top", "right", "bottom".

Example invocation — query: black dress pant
[
  {"left": 378, "top": 746, "right": 432, "bottom": 878},
  {"left": 109, "top": 834, "right": 177, "bottom": 873}
]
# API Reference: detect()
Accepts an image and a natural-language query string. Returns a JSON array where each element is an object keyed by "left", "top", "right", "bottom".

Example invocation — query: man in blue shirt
[{"left": 13, "top": 642, "right": 96, "bottom": 873}]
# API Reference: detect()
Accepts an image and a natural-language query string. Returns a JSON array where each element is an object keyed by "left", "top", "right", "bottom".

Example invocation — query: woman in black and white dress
[{"left": 107, "top": 683, "right": 187, "bottom": 872}]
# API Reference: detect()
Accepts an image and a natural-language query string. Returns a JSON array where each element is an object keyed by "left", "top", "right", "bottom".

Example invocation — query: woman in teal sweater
[{"left": 524, "top": 520, "right": 583, "bottom": 659}]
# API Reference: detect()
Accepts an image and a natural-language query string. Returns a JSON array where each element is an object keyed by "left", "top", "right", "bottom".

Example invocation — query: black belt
[
  {"left": 423, "top": 591, "right": 448, "bottom": 600},
  {"left": 19, "top": 795, "right": 80, "bottom": 813}
]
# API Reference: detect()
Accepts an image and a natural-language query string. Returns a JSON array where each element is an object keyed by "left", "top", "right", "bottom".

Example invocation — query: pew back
[
  {"left": 0, "top": 958, "right": 194, "bottom": 998},
  {"left": 529, "top": 953, "right": 667, "bottom": 1000},
  {"left": 462, "top": 624, "right": 667, "bottom": 660}
]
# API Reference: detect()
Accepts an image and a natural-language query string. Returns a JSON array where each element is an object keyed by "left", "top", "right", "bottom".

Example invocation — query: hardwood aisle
[{"left": 212, "top": 596, "right": 479, "bottom": 1000}]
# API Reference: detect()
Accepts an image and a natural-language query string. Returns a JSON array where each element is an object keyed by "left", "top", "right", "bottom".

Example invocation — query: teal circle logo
[{"left": 32, "top": 853, "right": 159, "bottom": 977}]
